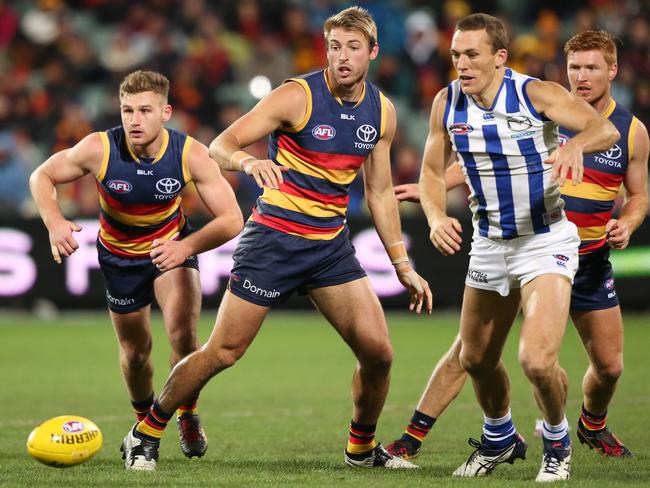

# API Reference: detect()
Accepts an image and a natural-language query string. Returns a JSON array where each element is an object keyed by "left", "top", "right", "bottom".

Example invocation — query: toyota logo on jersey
[
  {"left": 356, "top": 124, "right": 377, "bottom": 143},
  {"left": 156, "top": 178, "right": 181, "bottom": 195}
]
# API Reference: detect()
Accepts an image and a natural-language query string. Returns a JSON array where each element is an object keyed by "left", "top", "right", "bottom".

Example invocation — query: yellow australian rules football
[{"left": 27, "top": 415, "right": 103, "bottom": 467}]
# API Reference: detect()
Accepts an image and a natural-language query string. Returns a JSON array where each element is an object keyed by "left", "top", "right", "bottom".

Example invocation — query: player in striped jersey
[
  {"left": 418, "top": 14, "right": 618, "bottom": 482},
  {"left": 387, "top": 30, "right": 648, "bottom": 467},
  {"left": 124, "top": 6, "right": 432, "bottom": 471},
  {"left": 30, "top": 70, "right": 244, "bottom": 469},
  {"left": 562, "top": 30, "right": 647, "bottom": 458}
]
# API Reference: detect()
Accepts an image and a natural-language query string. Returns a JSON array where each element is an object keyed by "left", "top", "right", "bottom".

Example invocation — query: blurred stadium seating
[{"left": 1, "top": 0, "right": 648, "bottom": 218}]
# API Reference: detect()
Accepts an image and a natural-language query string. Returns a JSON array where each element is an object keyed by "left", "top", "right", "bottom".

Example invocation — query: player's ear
[
  {"left": 369, "top": 43, "right": 379, "bottom": 60},
  {"left": 608, "top": 62, "right": 618, "bottom": 82},
  {"left": 162, "top": 104, "right": 172, "bottom": 122},
  {"left": 495, "top": 48, "right": 508, "bottom": 68}
]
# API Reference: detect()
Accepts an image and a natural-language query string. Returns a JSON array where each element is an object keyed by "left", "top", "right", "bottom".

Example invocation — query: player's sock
[
  {"left": 135, "top": 400, "right": 172, "bottom": 442},
  {"left": 131, "top": 393, "right": 154, "bottom": 422},
  {"left": 542, "top": 416, "right": 570, "bottom": 448},
  {"left": 482, "top": 409, "right": 516, "bottom": 449},
  {"left": 347, "top": 421, "right": 377, "bottom": 454},
  {"left": 177, "top": 398, "right": 198, "bottom": 417},
  {"left": 580, "top": 404, "right": 606, "bottom": 432},
  {"left": 400, "top": 410, "right": 436, "bottom": 449}
]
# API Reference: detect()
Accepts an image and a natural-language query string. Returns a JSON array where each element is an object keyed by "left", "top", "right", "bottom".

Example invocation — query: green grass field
[{"left": 0, "top": 310, "right": 648, "bottom": 487}]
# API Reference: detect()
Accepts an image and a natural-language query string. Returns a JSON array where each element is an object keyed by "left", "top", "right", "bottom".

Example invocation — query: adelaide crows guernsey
[
  {"left": 445, "top": 68, "right": 564, "bottom": 239},
  {"left": 560, "top": 100, "right": 637, "bottom": 254},
  {"left": 96, "top": 127, "right": 192, "bottom": 257},
  {"left": 252, "top": 69, "right": 388, "bottom": 240}
]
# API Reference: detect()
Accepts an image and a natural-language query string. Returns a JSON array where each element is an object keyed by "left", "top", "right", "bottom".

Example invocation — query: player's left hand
[
  {"left": 395, "top": 264, "right": 433, "bottom": 314},
  {"left": 606, "top": 219, "right": 630, "bottom": 250},
  {"left": 544, "top": 144, "right": 584, "bottom": 186},
  {"left": 150, "top": 238, "right": 192, "bottom": 272}
]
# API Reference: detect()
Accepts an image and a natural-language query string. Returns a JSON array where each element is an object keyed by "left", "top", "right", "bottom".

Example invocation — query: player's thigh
[
  {"left": 110, "top": 306, "right": 153, "bottom": 353},
  {"left": 154, "top": 266, "right": 202, "bottom": 332},
  {"left": 202, "top": 290, "right": 271, "bottom": 359},
  {"left": 519, "top": 273, "right": 572, "bottom": 358},
  {"left": 571, "top": 306, "right": 623, "bottom": 369},
  {"left": 308, "top": 277, "right": 390, "bottom": 359},
  {"left": 459, "top": 285, "right": 520, "bottom": 364}
]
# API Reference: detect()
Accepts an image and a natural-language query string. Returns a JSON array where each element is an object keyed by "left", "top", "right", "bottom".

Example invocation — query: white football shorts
[{"left": 465, "top": 219, "right": 579, "bottom": 296}]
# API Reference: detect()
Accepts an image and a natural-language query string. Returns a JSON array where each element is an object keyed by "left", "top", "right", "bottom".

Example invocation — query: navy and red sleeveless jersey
[
  {"left": 560, "top": 100, "right": 638, "bottom": 254},
  {"left": 251, "top": 69, "right": 389, "bottom": 240},
  {"left": 96, "top": 127, "right": 193, "bottom": 257}
]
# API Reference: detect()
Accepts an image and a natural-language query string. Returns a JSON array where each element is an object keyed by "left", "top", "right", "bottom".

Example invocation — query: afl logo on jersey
[
  {"left": 558, "top": 134, "right": 569, "bottom": 147},
  {"left": 312, "top": 125, "right": 336, "bottom": 140},
  {"left": 156, "top": 178, "right": 181, "bottom": 195},
  {"left": 107, "top": 180, "right": 133, "bottom": 193},
  {"left": 450, "top": 123, "right": 473, "bottom": 135}
]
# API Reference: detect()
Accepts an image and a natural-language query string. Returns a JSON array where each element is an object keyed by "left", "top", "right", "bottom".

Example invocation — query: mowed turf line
[{"left": 0, "top": 310, "right": 648, "bottom": 487}]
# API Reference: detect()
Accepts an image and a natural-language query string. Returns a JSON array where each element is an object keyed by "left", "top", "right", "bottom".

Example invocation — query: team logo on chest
[
  {"left": 355, "top": 124, "right": 377, "bottom": 149},
  {"left": 312, "top": 125, "right": 336, "bottom": 140},
  {"left": 155, "top": 177, "right": 181, "bottom": 200},
  {"left": 594, "top": 144, "right": 623, "bottom": 168}
]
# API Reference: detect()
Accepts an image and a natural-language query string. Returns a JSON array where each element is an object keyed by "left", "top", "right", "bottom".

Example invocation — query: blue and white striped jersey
[{"left": 445, "top": 68, "right": 565, "bottom": 239}]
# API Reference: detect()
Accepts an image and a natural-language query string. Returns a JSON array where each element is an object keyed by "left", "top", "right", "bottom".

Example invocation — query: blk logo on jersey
[
  {"left": 107, "top": 180, "right": 133, "bottom": 193},
  {"left": 450, "top": 123, "right": 473, "bottom": 135},
  {"left": 483, "top": 112, "right": 495, "bottom": 120},
  {"left": 312, "top": 125, "right": 336, "bottom": 140}
]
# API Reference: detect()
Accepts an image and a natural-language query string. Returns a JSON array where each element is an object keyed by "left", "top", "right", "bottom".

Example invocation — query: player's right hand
[
  {"left": 429, "top": 217, "right": 462, "bottom": 256},
  {"left": 243, "top": 159, "right": 289, "bottom": 189},
  {"left": 48, "top": 219, "right": 83, "bottom": 263},
  {"left": 394, "top": 183, "right": 421, "bottom": 203}
]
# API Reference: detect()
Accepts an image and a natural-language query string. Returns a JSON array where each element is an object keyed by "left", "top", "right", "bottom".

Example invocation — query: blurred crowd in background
[{"left": 1, "top": 0, "right": 648, "bottom": 219}]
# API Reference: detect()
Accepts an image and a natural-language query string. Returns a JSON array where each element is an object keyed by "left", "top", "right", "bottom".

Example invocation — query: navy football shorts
[
  {"left": 97, "top": 223, "right": 199, "bottom": 314},
  {"left": 228, "top": 222, "right": 367, "bottom": 306},
  {"left": 570, "top": 246, "right": 619, "bottom": 311}
]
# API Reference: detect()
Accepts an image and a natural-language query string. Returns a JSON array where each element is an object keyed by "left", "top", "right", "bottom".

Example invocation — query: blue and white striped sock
[
  {"left": 482, "top": 409, "right": 516, "bottom": 449},
  {"left": 542, "top": 416, "right": 570, "bottom": 449}
]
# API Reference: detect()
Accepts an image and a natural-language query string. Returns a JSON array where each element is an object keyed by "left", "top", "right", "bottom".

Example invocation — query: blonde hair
[
  {"left": 119, "top": 70, "right": 170, "bottom": 101},
  {"left": 323, "top": 6, "right": 378, "bottom": 49},
  {"left": 564, "top": 30, "right": 617, "bottom": 66}
]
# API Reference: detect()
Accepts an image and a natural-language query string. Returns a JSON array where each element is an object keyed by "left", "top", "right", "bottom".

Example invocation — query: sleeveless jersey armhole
[
  {"left": 283, "top": 78, "right": 312, "bottom": 133},
  {"left": 181, "top": 136, "right": 193, "bottom": 183},
  {"left": 96, "top": 131, "right": 110, "bottom": 182}
]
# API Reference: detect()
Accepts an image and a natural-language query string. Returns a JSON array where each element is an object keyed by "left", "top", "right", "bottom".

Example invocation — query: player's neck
[
  {"left": 473, "top": 67, "right": 505, "bottom": 109},
  {"left": 591, "top": 92, "right": 613, "bottom": 116},
  {"left": 127, "top": 129, "right": 166, "bottom": 159},
  {"left": 325, "top": 68, "right": 364, "bottom": 103}
]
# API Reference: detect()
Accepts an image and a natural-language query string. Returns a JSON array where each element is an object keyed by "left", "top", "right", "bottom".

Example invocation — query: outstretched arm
[
  {"left": 607, "top": 120, "right": 649, "bottom": 249},
  {"left": 395, "top": 161, "right": 466, "bottom": 203},
  {"left": 527, "top": 80, "right": 619, "bottom": 186},
  {"left": 208, "top": 81, "right": 306, "bottom": 189},
  {"left": 364, "top": 98, "right": 432, "bottom": 314},
  {"left": 150, "top": 141, "right": 244, "bottom": 271},
  {"left": 29, "top": 133, "right": 104, "bottom": 263}
]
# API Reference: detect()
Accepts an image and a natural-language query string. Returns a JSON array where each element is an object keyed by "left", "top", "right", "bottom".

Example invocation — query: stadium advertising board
[{"left": 2, "top": 217, "right": 650, "bottom": 311}]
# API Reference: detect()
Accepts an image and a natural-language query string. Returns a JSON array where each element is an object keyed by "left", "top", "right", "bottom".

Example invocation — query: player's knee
[
  {"left": 167, "top": 327, "right": 199, "bottom": 357},
  {"left": 459, "top": 350, "right": 496, "bottom": 375},
  {"left": 359, "top": 341, "right": 393, "bottom": 374},
  {"left": 121, "top": 342, "right": 152, "bottom": 371},
  {"left": 595, "top": 360, "right": 624, "bottom": 383},
  {"left": 208, "top": 345, "right": 247, "bottom": 373},
  {"left": 519, "top": 354, "right": 555, "bottom": 383}
]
